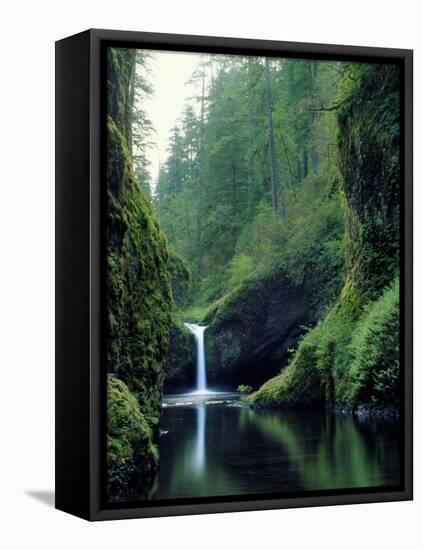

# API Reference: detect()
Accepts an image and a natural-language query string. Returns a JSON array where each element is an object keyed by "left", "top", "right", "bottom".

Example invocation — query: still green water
[{"left": 146, "top": 395, "right": 400, "bottom": 500}]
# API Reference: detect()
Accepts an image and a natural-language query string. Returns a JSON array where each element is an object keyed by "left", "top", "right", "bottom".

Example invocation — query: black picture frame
[{"left": 55, "top": 28, "right": 413, "bottom": 521}]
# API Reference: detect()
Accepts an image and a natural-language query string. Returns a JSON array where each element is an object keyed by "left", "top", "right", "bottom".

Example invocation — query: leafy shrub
[
  {"left": 230, "top": 173, "right": 345, "bottom": 307},
  {"left": 228, "top": 254, "right": 255, "bottom": 289},
  {"left": 339, "top": 278, "right": 400, "bottom": 406},
  {"left": 237, "top": 384, "right": 253, "bottom": 394}
]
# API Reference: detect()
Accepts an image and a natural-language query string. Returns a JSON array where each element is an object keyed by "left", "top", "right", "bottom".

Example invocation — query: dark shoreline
[
  {"left": 326, "top": 402, "right": 400, "bottom": 418},
  {"left": 243, "top": 397, "right": 400, "bottom": 418}
]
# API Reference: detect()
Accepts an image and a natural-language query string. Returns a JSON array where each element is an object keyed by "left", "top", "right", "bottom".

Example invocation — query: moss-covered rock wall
[
  {"left": 106, "top": 48, "right": 173, "bottom": 498},
  {"left": 338, "top": 64, "right": 400, "bottom": 303},
  {"left": 107, "top": 375, "right": 159, "bottom": 498},
  {"left": 163, "top": 323, "right": 196, "bottom": 393}
]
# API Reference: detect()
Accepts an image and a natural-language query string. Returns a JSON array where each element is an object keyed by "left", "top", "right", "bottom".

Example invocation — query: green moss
[
  {"left": 182, "top": 284, "right": 242, "bottom": 324},
  {"left": 338, "top": 64, "right": 400, "bottom": 302},
  {"left": 313, "top": 304, "right": 355, "bottom": 401},
  {"left": 107, "top": 374, "right": 156, "bottom": 465},
  {"left": 338, "top": 276, "right": 361, "bottom": 318},
  {"left": 106, "top": 48, "right": 173, "bottom": 497},
  {"left": 237, "top": 384, "right": 253, "bottom": 394},
  {"left": 164, "top": 321, "right": 196, "bottom": 392},
  {"left": 337, "top": 278, "right": 400, "bottom": 406},
  {"left": 107, "top": 115, "right": 172, "bottom": 416},
  {"left": 182, "top": 304, "right": 211, "bottom": 323},
  {"left": 106, "top": 50, "right": 173, "bottom": 415},
  {"left": 107, "top": 375, "right": 158, "bottom": 496},
  {"left": 248, "top": 328, "right": 322, "bottom": 408}
]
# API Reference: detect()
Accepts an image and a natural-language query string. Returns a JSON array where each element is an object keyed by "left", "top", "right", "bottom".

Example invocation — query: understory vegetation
[{"left": 249, "top": 277, "right": 399, "bottom": 409}]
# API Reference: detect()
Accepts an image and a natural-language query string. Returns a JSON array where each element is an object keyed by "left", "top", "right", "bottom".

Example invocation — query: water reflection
[
  {"left": 193, "top": 405, "right": 206, "bottom": 473},
  {"left": 147, "top": 401, "right": 400, "bottom": 501}
]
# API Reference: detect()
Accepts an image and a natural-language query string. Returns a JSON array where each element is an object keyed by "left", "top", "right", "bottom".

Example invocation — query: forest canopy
[{"left": 155, "top": 55, "right": 345, "bottom": 305}]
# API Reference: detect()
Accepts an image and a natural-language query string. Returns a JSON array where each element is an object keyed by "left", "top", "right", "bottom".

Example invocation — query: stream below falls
[{"left": 144, "top": 394, "right": 401, "bottom": 501}]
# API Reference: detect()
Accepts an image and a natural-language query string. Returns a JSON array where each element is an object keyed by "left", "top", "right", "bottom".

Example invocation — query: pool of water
[{"left": 145, "top": 395, "right": 401, "bottom": 500}]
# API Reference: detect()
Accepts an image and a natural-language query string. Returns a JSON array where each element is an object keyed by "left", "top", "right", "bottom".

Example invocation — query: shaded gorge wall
[{"left": 106, "top": 48, "right": 173, "bottom": 499}]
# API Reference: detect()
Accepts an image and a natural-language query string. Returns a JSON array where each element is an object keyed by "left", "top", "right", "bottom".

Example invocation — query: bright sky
[{"left": 139, "top": 50, "right": 204, "bottom": 187}]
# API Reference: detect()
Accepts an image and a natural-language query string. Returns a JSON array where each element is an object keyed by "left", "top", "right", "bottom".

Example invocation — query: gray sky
[{"left": 139, "top": 50, "right": 204, "bottom": 186}]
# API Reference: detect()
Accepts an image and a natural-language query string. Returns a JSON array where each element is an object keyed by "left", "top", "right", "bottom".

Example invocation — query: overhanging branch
[{"left": 308, "top": 101, "right": 343, "bottom": 112}]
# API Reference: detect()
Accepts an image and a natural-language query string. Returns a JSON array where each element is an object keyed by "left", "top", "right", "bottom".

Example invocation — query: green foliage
[
  {"left": 248, "top": 328, "right": 322, "bottom": 408},
  {"left": 156, "top": 56, "right": 344, "bottom": 304},
  {"left": 231, "top": 172, "right": 345, "bottom": 304},
  {"left": 193, "top": 169, "right": 344, "bottom": 324},
  {"left": 168, "top": 253, "right": 192, "bottom": 308},
  {"left": 182, "top": 303, "right": 212, "bottom": 324},
  {"left": 227, "top": 254, "right": 255, "bottom": 289},
  {"left": 231, "top": 201, "right": 285, "bottom": 281},
  {"left": 338, "top": 278, "right": 400, "bottom": 406},
  {"left": 237, "top": 384, "right": 253, "bottom": 394}
]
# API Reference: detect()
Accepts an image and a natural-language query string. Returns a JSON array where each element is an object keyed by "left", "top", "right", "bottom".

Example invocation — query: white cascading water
[{"left": 184, "top": 323, "right": 209, "bottom": 393}]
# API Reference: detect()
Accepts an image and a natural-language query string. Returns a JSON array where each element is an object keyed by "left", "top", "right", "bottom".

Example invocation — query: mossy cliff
[
  {"left": 249, "top": 64, "right": 400, "bottom": 412},
  {"left": 339, "top": 64, "right": 400, "bottom": 303},
  {"left": 107, "top": 375, "right": 159, "bottom": 498},
  {"left": 164, "top": 322, "right": 196, "bottom": 393},
  {"left": 106, "top": 48, "right": 173, "bottom": 497},
  {"left": 163, "top": 254, "right": 196, "bottom": 393}
]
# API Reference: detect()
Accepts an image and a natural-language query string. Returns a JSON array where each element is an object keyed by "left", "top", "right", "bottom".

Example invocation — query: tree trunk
[
  {"left": 264, "top": 58, "right": 285, "bottom": 218},
  {"left": 232, "top": 159, "right": 238, "bottom": 229},
  {"left": 128, "top": 60, "right": 136, "bottom": 160},
  {"left": 195, "top": 67, "right": 206, "bottom": 282},
  {"left": 308, "top": 60, "right": 319, "bottom": 172},
  {"left": 303, "top": 147, "right": 308, "bottom": 179},
  {"left": 247, "top": 91, "right": 254, "bottom": 216}
]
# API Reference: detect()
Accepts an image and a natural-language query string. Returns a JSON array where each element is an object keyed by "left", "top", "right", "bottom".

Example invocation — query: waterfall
[{"left": 184, "top": 323, "right": 209, "bottom": 393}]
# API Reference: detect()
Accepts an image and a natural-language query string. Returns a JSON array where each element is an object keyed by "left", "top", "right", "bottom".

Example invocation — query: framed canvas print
[{"left": 55, "top": 29, "right": 413, "bottom": 521}]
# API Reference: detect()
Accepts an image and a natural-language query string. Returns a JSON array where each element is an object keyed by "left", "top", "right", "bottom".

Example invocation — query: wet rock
[
  {"left": 205, "top": 272, "right": 317, "bottom": 388},
  {"left": 164, "top": 323, "right": 196, "bottom": 393}
]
